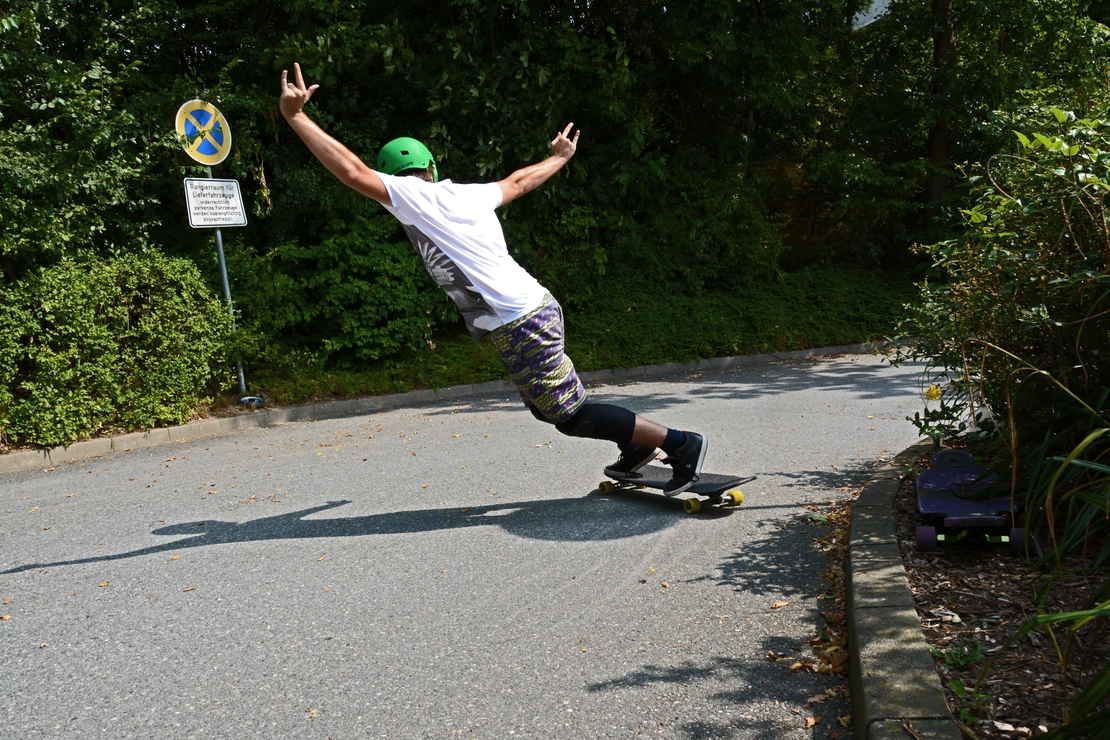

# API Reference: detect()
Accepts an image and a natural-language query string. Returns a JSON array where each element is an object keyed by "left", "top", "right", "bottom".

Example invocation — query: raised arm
[
  {"left": 279, "top": 63, "right": 391, "bottom": 206},
  {"left": 496, "top": 123, "right": 579, "bottom": 206}
]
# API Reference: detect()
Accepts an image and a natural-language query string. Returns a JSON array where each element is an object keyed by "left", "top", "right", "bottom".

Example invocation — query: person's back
[{"left": 376, "top": 173, "right": 546, "bottom": 337}]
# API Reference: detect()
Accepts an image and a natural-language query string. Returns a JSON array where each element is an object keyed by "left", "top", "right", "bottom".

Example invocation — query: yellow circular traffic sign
[{"left": 175, "top": 100, "right": 232, "bottom": 166}]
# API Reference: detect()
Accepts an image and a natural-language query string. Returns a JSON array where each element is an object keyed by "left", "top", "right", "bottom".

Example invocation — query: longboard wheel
[
  {"left": 916, "top": 525, "right": 938, "bottom": 552},
  {"left": 683, "top": 498, "right": 702, "bottom": 515},
  {"left": 724, "top": 490, "right": 744, "bottom": 506},
  {"left": 598, "top": 481, "right": 615, "bottom": 495}
]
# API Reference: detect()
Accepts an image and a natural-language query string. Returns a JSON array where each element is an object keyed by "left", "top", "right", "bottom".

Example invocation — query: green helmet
[{"left": 377, "top": 137, "right": 438, "bottom": 182}]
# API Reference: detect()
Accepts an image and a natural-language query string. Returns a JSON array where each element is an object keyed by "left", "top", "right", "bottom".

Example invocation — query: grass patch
[{"left": 569, "top": 267, "right": 913, "bottom": 370}]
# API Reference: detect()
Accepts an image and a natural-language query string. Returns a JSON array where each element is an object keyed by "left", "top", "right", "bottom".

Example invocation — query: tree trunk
[{"left": 926, "top": 0, "right": 956, "bottom": 207}]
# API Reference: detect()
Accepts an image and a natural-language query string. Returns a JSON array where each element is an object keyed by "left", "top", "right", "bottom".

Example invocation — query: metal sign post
[
  {"left": 205, "top": 166, "right": 247, "bottom": 396},
  {"left": 175, "top": 99, "right": 263, "bottom": 408}
]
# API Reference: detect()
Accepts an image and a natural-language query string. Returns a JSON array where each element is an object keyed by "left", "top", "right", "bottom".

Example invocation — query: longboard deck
[
  {"left": 600, "top": 465, "right": 755, "bottom": 514},
  {"left": 607, "top": 464, "right": 748, "bottom": 495},
  {"left": 916, "top": 488, "right": 1012, "bottom": 518}
]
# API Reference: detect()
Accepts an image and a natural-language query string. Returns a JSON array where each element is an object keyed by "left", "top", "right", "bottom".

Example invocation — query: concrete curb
[
  {"left": 847, "top": 439, "right": 963, "bottom": 740},
  {"left": 0, "top": 340, "right": 887, "bottom": 475}
]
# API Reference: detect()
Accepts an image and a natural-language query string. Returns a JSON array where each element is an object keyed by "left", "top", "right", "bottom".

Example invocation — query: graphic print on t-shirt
[{"left": 403, "top": 224, "right": 502, "bottom": 339}]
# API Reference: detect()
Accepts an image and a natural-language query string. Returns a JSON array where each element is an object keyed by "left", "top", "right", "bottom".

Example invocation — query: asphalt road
[{"left": 1, "top": 353, "right": 928, "bottom": 739}]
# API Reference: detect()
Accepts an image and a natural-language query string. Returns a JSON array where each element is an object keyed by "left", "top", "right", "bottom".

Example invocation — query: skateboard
[
  {"left": 915, "top": 449, "right": 1023, "bottom": 554},
  {"left": 599, "top": 465, "right": 754, "bottom": 514}
]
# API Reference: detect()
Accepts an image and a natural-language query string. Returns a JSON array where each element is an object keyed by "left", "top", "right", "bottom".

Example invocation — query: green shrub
[
  {"left": 898, "top": 104, "right": 1110, "bottom": 443},
  {"left": 0, "top": 255, "right": 234, "bottom": 448},
  {"left": 225, "top": 213, "right": 457, "bottom": 370},
  {"left": 898, "top": 102, "right": 1110, "bottom": 740},
  {"left": 898, "top": 103, "right": 1110, "bottom": 561}
]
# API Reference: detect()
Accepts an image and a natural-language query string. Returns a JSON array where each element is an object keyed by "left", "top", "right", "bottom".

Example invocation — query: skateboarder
[{"left": 279, "top": 63, "right": 707, "bottom": 493}]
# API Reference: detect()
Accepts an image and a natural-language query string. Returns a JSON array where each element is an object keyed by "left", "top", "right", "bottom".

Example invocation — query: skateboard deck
[
  {"left": 914, "top": 449, "right": 1021, "bottom": 553},
  {"left": 599, "top": 464, "right": 754, "bottom": 514}
]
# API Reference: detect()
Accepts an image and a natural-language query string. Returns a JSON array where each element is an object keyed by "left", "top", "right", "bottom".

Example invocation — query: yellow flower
[{"left": 925, "top": 384, "right": 943, "bottom": 401}]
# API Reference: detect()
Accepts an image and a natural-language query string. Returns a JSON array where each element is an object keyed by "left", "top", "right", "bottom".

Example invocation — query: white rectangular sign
[{"left": 183, "top": 178, "right": 248, "bottom": 228}]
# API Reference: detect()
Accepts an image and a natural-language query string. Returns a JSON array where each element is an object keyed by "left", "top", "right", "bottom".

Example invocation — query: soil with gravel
[{"left": 892, "top": 451, "right": 1108, "bottom": 739}]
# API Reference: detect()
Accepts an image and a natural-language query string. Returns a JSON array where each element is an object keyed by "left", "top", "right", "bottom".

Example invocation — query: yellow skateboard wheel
[
  {"left": 725, "top": 490, "right": 744, "bottom": 506},
  {"left": 683, "top": 498, "right": 702, "bottom": 515},
  {"left": 598, "top": 481, "right": 615, "bottom": 495}
]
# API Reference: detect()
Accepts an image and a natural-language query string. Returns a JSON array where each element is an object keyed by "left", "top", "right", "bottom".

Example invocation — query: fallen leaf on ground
[
  {"left": 317, "top": 557, "right": 324, "bottom": 562},
  {"left": 0, "top": 615, "right": 10, "bottom": 620},
  {"left": 183, "top": 587, "right": 196, "bottom": 592},
  {"left": 661, "top": 582, "right": 671, "bottom": 588},
  {"left": 806, "top": 717, "right": 821, "bottom": 728},
  {"left": 772, "top": 601, "right": 790, "bottom": 609},
  {"left": 838, "top": 715, "right": 852, "bottom": 727},
  {"left": 98, "top": 581, "right": 110, "bottom": 587},
  {"left": 805, "top": 695, "right": 828, "bottom": 707},
  {"left": 171, "top": 556, "right": 179, "bottom": 561}
]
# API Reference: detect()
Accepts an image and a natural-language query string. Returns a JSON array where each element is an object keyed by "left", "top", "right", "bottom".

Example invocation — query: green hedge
[{"left": 0, "top": 255, "right": 234, "bottom": 448}]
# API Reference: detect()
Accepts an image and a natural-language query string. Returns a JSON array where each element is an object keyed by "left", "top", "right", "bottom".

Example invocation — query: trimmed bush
[{"left": 0, "top": 255, "right": 234, "bottom": 448}]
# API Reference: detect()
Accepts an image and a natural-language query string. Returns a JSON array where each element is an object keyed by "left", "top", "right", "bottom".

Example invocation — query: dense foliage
[
  {"left": 0, "top": 255, "right": 233, "bottom": 447},
  {"left": 2, "top": 0, "right": 1108, "bottom": 447}
]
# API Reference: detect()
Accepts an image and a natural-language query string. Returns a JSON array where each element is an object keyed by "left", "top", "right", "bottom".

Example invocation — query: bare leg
[{"left": 630, "top": 416, "right": 668, "bottom": 448}]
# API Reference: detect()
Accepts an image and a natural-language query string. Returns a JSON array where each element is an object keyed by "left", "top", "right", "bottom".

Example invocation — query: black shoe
[
  {"left": 663, "top": 432, "right": 707, "bottom": 495},
  {"left": 603, "top": 444, "right": 658, "bottom": 479}
]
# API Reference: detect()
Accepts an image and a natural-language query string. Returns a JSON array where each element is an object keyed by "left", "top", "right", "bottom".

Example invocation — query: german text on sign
[{"left": 183, "top": 179, "right": 248, "bottom": 228}]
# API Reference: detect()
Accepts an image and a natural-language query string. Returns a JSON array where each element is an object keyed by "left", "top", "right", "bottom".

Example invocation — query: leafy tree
[
  {"left": 0, "top": 2, "right": 169, "bottom": 280},
  {"left": 4, "top": 0, "right": 1109, "bottom": 437}
]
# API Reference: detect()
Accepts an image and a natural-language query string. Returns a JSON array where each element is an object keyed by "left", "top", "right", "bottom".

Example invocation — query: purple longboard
[{"left": 914, "top": 450, "right": 1021, "bottom": 553}]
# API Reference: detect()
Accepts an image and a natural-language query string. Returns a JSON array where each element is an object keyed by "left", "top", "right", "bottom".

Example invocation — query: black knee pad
[
  {"left": 555, "top": 403, "right": 636, "bottom": 444},
  {"left": 555, "top": 409, "right": 595, "bottom": 438}
]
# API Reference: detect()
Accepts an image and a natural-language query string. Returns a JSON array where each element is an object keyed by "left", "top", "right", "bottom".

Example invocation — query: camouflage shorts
[{"left": 489, "top": 296, "right": 588, "bottom": 424}]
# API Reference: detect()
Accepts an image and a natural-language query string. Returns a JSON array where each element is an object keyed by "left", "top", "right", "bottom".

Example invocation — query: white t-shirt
[{"left": 378, "top": 173, "right": 548, "bottom": 337}]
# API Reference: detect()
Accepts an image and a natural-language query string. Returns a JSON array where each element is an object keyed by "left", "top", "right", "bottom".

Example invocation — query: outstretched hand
[
  {"left": 279, "top": 62, "right": 319, "bottom": 119},
  {"left": 551, "top": 123, "right": 580, "bottom": 161}
]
